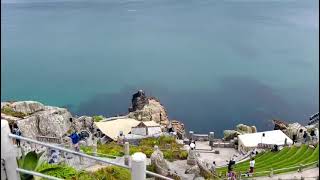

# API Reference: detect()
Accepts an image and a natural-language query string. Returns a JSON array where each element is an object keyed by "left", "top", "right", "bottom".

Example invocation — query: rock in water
[
  {"left": 129, "top": 90, "right": 149, "bottom": 112},
  {"left": 128, "top": 90, "right": 170, "bottom": 126}
]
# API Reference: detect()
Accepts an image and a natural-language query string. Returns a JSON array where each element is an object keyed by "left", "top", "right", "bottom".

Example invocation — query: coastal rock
[
  {"left": 16, "top": 105, "right": 72, "bottom": 139},
  {"left": 171, "top": 120, "right": 186, "bottom": 139},
  {"left": 11, "top": 101, "right": 45, "bottom": 114},
  {"left": 273, "top": 119, "right": 288, "bottom": 130},
  {"left": 128, "top": 94, "right": 169, "bottom": 126},
  {"left": 129, "top": 90, "right": 149, "bottom": 112},
  {"left": 223, "top": 130, "right": 241, "bottom": 141},
  {"left": 236, "top": 124, "right": 257, "bottom": 134},
  {"left": 73, "top": 116, "right": 97, "bottom": 133},
  {"left": 282, "top": 122, "right": 307, "bottom": 140}
]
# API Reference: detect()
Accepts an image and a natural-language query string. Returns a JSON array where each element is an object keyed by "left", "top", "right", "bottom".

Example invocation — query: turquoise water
[{"left": 1, "top": 0, "right": 319, "bottom": 135}]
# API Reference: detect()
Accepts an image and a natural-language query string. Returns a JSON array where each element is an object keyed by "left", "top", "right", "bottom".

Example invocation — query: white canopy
[
  {"left": 95, "top": 118, "right": 140, "bottom": 140},
  {"left": 238, "top": 130, "right": 293, "bottom": 148}
]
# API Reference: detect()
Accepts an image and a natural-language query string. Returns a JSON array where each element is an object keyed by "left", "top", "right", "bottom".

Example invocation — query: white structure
[
  {"left": 95, "top": 118, "right": 140, "bottom": 140},
  {"left": 238, "top": 130, "right": 293, "bottom": 152},
  {"left": 131, "top": 121, "right": 162, "bottom": 136}
]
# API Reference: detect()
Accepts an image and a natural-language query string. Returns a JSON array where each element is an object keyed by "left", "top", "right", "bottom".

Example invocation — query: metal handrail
[
  {"left": 9, "top": 134, "right": 174, "bottom": 180},
  {"left": 16, "top": 168, "right": 63, "bottom": 180}
]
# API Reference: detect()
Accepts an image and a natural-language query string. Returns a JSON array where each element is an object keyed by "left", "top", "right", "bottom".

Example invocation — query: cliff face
[{"left": 128, "top": 90, "right": 170, "bottom": 126}]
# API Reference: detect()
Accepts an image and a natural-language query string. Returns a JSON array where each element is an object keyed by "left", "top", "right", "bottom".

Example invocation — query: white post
[
  {"left": 1, "top": 120, "right": 20, "bottom": 180},
  {"left": 124, "top": 142, "right": 130, "bottom": 166},
  {"left": 131, "top": 152, "right": 146, "bottom": 180}
]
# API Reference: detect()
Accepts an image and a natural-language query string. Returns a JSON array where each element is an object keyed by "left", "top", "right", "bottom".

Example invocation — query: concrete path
[{"left": 252, "top": 168, "right": 319, "bottom": 180}]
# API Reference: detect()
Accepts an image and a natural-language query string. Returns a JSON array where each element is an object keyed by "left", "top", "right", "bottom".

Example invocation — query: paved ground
[{"left": 252, "top": 168, "right": 319, "bottom": 180}]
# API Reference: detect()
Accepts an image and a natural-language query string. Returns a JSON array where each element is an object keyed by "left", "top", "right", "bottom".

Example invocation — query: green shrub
[
  {"left": 36, "top": 163, "right": 77, "bottom": 180},
  {"left": 93, "top": 115, "right": 104, "bottom": 122},
  {"left": 178, "top": 150, "right": 188, "bottom": 160},
  {"left": 93, "top": 166, "right": 131, "bottom": 180},
  {"left": 1, "top": 106, "right": 27, "bottom": 118}
]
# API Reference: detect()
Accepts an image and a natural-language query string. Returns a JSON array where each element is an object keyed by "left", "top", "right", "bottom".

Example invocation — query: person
[
  {"left": 13, "top": 124, "right": 22, "bottom": 147},
  {"left": 210, "top": 161, "right": 216, "bottom": 173},
  {"left": 190, "top": 141, "right": 196, "bottom": 150},
  {"left": 228, "top": 158, "right": 235, "bottom": 172},
  {"left": 249, "top": 158, "right": 255, "bottom": 175},
  {"left": 303, "top": 131, "right": 308, "bottom": 143},
  {"left": 69, "top": 132, "right": 80, "bottom": 152}
]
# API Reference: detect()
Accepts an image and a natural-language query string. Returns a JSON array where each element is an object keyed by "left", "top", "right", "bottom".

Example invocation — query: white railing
[{"left": 1, "top": 120, "right": 173, "bottom": 180}]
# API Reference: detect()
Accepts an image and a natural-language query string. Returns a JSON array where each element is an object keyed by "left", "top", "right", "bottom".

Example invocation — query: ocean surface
[{"left": 1, "top": 0, "right": 319, "bottom": 136}]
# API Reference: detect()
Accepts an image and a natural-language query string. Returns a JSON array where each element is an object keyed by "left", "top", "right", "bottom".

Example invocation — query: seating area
[{"left": 216, "top": 145, "right": 319, "bottom": 177}]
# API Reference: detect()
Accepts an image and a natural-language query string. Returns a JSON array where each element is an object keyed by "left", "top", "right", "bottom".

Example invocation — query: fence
[{"left": 1, "top": 120, "right": 173, "bottom": 180}]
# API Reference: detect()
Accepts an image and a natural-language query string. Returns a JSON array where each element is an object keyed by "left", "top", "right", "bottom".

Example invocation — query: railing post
[
  {"left": 189, "top": 131, "right": 194, "bottom": 140},
  {"left": 93, "top": 137, "right": 97, "bottom": 157},
  {"left": 124, "top": 142, "right": 130, "bottom": 166},
  {"left": 1, "top": 120, "right": 20, "bottom": 180},
  {"left": 209, "top": 132, "right": 214, "bottom": 148},
  {"left": 131, "top": 152, "right": 146, "bottom": 180}
]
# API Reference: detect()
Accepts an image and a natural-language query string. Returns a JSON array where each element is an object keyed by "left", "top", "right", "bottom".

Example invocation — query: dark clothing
[
  {"left": 249, "top": 167, "right": 254, "bottom": 173},
  {"left": 70, "top": 133, "right": 80, "bottom": 144},
  {"left": 228, "top": 160, "right": 235, "bottom": 171}
]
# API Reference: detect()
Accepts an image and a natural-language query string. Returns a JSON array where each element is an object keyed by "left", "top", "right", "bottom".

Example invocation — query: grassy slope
[{"left": 216, "top": 145, "right": 319, "bottom": 177}]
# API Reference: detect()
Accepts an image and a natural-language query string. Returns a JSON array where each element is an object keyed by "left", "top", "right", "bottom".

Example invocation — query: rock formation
[
  {"left": 1, "top": 101, "right": 72, "bottom": 139},
  {"left": 223, "top": 123, "right": 256, "bottom": 140},
  {"left": 128, "top": 90, "right": 170, "bottom": 127},
  {"left": 150, "top": 146, "right": 170, "bottom": 177}
]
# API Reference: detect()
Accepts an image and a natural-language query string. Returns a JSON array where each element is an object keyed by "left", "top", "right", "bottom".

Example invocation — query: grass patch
[
  {"left": 92, "top": 115, "right": 105, "bottom": 122},
  {"left": 81, "top": 136, "right": 188, "bottom": 161},
  {"left": 36, "top": 163, "right": 130, "bottom": 180},
  {"left": 1, "top": 106, "right": 28, "bottom": 118}
]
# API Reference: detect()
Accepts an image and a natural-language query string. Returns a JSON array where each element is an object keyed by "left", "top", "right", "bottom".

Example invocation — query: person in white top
[
  {"left": 190, "top": 142, "right": 195, "bottom": 150},
  {"left": 249, "top": 158, "right": 255, "bottom": 174}
]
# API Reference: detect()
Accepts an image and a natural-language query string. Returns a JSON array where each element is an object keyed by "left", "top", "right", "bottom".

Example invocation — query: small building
[
  {"left": 131, "top": 121, "right": 162, "bottom": 136},
  {"left": 238, "top": 130, "right": 293, "bottom": 152},
  {"left": 94, "top": 118, "right": 140, "bottom": 141}
]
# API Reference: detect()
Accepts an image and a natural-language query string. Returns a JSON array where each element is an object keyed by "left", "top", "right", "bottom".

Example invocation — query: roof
[
  {"left": 94, "top": 118, "right": 140, "bottom": 140},
  {"left": 238, "top": 130, "right": 293, "bottom": 147},
  {"left": 133, "top": 121, "right": 161, "bottom": 128}
]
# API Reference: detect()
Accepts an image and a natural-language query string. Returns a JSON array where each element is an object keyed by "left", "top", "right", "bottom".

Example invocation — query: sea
[{"left": 1, "top": 0, "right": 319, "bottom": 136}]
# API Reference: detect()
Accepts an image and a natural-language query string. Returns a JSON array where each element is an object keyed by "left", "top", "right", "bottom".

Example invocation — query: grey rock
[{"left": 11, "top": 101, "right": 45, "bottom": 114}]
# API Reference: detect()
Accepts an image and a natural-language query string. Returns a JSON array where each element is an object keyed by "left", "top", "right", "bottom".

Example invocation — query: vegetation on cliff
[{"left": 81, "top": 136, "right": 188, "bottom": 161}]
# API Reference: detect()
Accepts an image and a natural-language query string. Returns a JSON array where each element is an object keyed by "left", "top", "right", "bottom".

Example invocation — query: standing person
[
  {"left": 190, "top": 141, "right": 195, "bottom": 150},
  {"left": 227, "top": 158, "right": 235, "bottom": 172},
  {"left": 13, "top": 124, "right": 22, "bottom": 147},
  {"left": 303, "top": 131, "right": 308, "bottom": 143},
  {"left": 69, "top": 132, "right": 80, "bottom": 152},
  {"left": 249, "top": 158, "right": 255, "bottom": 175},
  {"left": 210, "top": 161, "right": 216, "bottom": 173}
]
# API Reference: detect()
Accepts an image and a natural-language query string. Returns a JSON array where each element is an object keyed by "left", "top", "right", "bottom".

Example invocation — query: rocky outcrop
[
  {"left": 11, "top": 101, "right": 45, "bottom": 114},
  {"left": 273, "top": 119, "right": 289, "bottom": 130},
  {"left": 223, "top": 130, "right": 241, "bottom": 141},
  {"left": 17, "top": 106, "right": 72, "bottom": 139},
  {"left": 171, "top": 120, "right": 185, "bottom": 139},
  {"left": 128, "top": 91, "right": 170, "bottom": 126},
  {"left": 236, "top": 124, "right": 257, "bottom": 134},
  {"left": 129, "top": 90, "right": 149, "bottom": 112},
  {"left": 223, "top": 124, "right": 257, "bottom": 140}
]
